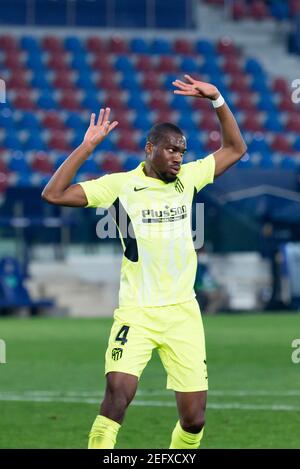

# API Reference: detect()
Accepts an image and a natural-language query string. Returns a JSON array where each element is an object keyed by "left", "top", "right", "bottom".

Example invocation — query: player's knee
[
  {"left": 105, "top": 374, "right": 137, "bottom": 408},
  {"left": 106, "top": 386, "right": 134, "bottom": 409},
  {"left": 181, "top": 415, "right": 205, "bottom": 434},
  {"left": 100, "top": 388, "right": 133, "bottom": 422}
]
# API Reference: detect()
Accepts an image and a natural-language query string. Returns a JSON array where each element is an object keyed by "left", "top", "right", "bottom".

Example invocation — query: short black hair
[{"left": 147, "top": 123, "right": 184, "bottom": 146}]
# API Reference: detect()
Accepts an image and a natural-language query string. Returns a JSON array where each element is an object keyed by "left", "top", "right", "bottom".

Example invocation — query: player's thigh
[
  {"left": 158, "top": 299, "right": 208, "bottom": 392},
  {"left": 105, "top": 309, "right": 156, "bottom": 379},
  {"left": 103, "top": 372, "right": 139, "bottom": 403}
]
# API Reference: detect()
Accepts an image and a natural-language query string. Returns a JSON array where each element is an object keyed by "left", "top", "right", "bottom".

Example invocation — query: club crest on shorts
[{"left": 112, "top": 347, "right": 123, "bottom": 361}]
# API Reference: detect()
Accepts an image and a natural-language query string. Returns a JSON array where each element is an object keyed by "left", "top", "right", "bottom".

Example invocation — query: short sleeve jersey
[{"left": 79, "top": 154, "right": 215, "bottom": 307}]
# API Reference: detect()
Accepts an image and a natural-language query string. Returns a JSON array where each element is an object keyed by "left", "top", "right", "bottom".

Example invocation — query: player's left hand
[{"left": 172, "top": 75, "right": 220, "bottom": 100}]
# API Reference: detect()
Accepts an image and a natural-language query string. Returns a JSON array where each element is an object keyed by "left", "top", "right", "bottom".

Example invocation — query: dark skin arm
[
  {"left": 173, "top": 75, "right": 247, "bottom": 177},
  {"left": 41, "top": 108, "right": 118, "bottom": 207}
]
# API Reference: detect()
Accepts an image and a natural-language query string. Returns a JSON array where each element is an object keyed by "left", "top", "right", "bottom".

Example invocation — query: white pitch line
[
  {"left": 1, "top": 389, "right": 300, "bottom": 397},
  {"left": 0, "top": 394, "right": 300, "bottom": 411}
]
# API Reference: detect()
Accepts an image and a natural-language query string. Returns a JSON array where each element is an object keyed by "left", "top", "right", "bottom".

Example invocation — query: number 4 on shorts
[{"left": 115, "top": 325, "right": 130, "bottom": 346}]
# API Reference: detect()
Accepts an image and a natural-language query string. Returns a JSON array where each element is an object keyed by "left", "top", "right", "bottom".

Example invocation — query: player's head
[{"left": 145, "top": 123, "right": 187, "bottom": 182}]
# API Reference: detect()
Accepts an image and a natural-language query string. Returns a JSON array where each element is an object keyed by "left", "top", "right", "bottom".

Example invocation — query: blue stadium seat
[
  {"left": 257, "top": 96, "right": 277, "bottom": 112},
  {"left": 3, "top": 132, "right": 22, "bottom": 151},
  {"left": 292, "top": 136, "right": 300, "bottom": 152},
  {"left": 17, "top": 112, "right": 41, "bottom": 130},
  {"left": 77, "top": 159, "right": 99, "bottom": 174},
  {"left": 31, "top": 72, "right": 51, "bottom": 90},
  {"left": 52, "top": 154, "right": 66, "bottom": 169},
  {"left": 279, "top": 156, "right": 297, "bottom": 169},
  {"left": 270, "top": 1, "right": 289, "bottom": 21},
  {"left": 0, "top": 256, "right": 54, "bottom": 311},
  {"left": 69, "top": 133, "right": 85, "bottom": 149},
  {"left": 71, "top": 53, "right": 89, "bottom": 70},
  {"left": 0, "top": 256, "right": 31, "bottom": 307},
  {"left": 195, "top": 40, "right": 216, "bottom": 57},
  {"left": 81, "top": 92, "right": 102, "bottom": 111},
  {"left": 97, "top": 138, "right": 117, "bottom": 152},
  {"left": 23, "top": 134, "right": 47, "bottom": 151},
  {"left": 0, "top": 257, "right": 24, "bottom": 277},
  {"left": 170, "top": 95, "right": 192, "bottom": 111},
  {"left": 37, "top": 92, "right": 57, "bottom": 109},
  {"left": 163, "top": 74, "right": 179, "bottom": 90},
  {"left": 251, "top": 78, "right": 269, "bottom": 94},
  {"left": 199, "top": 60, "right": 220, "bottom": 75},
  {"left": 123, "top": 154, "right": 142, "bottom": 171},
  {"left": 64, "top": 36, "right": 85, "bottom": 53},
  {"left": 264, "top": 116, "right": 283, "bottom": 132},
  {"left": 26, "top": 53, "right": 45, "bottom": 72},
  {"left": 132, "top": 113, "right": 152, "bottom": 131},
  {"left": 17, "top": 172, "right": 33, "bottom": 186},
  {"left": 0, "top": 112, "right": 15, "bottom": 131},
  {"left": 130, "top": 38, "right": 149, "bottom": 54},
  {"left": 20, "top": 36, "right": 41, "bottom": 53},
  {"left": 177, "top": 112, "right": 197, "bottom": 131},
  {"left": 247, "top": 136, "right": 270, "bottom": 154},
  {"left": 244, "top": 58, "right": 265, "bottom": 76},
  {"left": 127, "top": 94, "right": 148, "bottom": 112},
  {"left": 259, "top": 153, "right": 274, "bottom": 169},
  {"left": 150, "top": 38, "right": 172, "bottom": 55},
  {"left": 180, "top": 57, "right": 199, "bottom": 74},
  {"left": 186, "top": 135, "right": 204, "bottom": 153},
  {"left": 65, "top": 112, "right": 86, "bottom": 131},
  {"left": 115, "top": 56, "right": 135, "bottom": 73},
  {"left": 8, "top": 152, "right": 30, "bottom": 172},
  {"left": 76, "top": 72, "right": 96, "bottom": 91},
  {"left": 120, "top": 75, "right": 141, "bottom": 91}
]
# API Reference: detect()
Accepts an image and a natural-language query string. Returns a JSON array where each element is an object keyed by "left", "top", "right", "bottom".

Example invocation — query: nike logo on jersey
[{"left": 134, "top": 186, "right": 148, "bottom": 192}]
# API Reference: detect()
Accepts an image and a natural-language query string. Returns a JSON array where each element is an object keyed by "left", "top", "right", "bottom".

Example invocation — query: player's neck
[{"left": 143, "top": 160, "right": 164, "bottom": 181}]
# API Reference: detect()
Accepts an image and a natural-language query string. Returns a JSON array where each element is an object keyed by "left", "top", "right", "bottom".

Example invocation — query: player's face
[{"left": 147, "top": 133, "right": 187, "bottom": 182}]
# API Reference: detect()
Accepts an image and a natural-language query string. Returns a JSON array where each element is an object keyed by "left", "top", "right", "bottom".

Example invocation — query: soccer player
[{"left": 42, "top": 75, "right": 247, "bottom": 449}]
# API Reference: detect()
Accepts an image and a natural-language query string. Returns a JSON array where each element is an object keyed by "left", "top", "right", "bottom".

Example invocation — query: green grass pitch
[{"left": 0, "top": 313, "right": 300, "bottom": 448}]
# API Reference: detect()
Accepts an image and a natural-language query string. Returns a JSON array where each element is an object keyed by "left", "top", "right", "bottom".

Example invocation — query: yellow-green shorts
[{"left": 105, "top": 298, "right": 208, "bottom": 392}]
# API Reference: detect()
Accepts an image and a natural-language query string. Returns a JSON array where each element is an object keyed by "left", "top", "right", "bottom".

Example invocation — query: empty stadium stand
[{"left": 1, "top": 33, "right": 300, "bottom": 192}]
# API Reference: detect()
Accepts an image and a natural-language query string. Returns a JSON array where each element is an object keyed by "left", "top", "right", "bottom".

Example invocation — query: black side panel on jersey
[
  {"left": 109, "top": 198, "right": 139, "bottom": 262},
  {"left": 192, "top": 186, "right": 198, "bottom": 251}
]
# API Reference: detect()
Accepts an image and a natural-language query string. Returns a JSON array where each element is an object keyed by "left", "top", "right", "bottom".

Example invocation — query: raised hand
[
  {"left": 173, "top": 74, "right": 219, "bottom": 100},
  {"left": 83, "top": 107, "right": 118, "bottom": 151}
]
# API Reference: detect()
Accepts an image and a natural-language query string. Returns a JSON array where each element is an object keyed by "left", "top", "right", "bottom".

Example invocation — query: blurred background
[{"left": 0, "top": 0, "right": 300, "bottom": 317}]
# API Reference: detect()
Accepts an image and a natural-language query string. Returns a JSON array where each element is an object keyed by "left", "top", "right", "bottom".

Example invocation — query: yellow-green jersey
[{"left": 79, "top": 154, "right": 215, "bottom": 307}]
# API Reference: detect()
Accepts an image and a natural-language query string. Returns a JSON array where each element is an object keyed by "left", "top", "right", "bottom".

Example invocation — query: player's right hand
[
  {"left": 173, "top": 75, "right": 219, "bottom": 100},
  {"left": 83, "top": 107, "right": 118, "bottom": 151}
]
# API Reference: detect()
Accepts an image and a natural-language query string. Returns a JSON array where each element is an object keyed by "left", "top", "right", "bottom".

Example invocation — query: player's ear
[{"left": 145, "top": 141, "right": 153, "bottom": 156}]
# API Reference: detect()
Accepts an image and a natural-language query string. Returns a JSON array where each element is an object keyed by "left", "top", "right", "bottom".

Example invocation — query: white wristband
[{"left": 212, "top": 94, "right": 225, "bottom": 109}]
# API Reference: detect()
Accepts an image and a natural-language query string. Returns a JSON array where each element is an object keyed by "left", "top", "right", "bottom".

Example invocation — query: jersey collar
[{"left": 136, "top": 162, "right": 173, "bottom": 185}]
